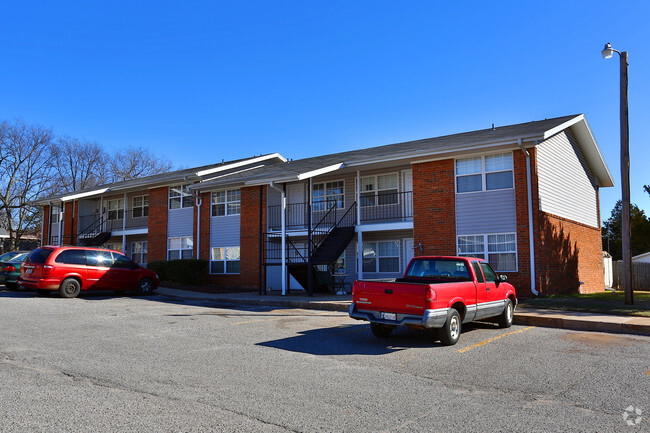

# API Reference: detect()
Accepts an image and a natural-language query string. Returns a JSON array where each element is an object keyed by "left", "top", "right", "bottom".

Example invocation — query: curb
[{"left": 513, "top": 312, "right": 650, "bottom": 336}]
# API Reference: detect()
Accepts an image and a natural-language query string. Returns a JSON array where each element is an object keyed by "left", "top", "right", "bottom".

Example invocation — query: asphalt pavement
[{"left": 156, "top": 286, "right": 650, "bottom": 336}]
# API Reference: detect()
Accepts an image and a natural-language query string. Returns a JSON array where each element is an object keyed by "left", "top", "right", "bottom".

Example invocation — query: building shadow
[{"left": 537, "top": 216, "right": 580, "bottom": 295}]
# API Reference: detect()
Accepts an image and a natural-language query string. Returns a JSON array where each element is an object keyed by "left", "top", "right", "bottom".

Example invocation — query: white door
[
  {"left": 403, "top": 238, "right": 414, "bottom": 274},
  {"left": 401, "top": 169, "right": 413, "bottom": 220},
  {"left": 286, "top": 183, "right": 305, "bottom": 228}
]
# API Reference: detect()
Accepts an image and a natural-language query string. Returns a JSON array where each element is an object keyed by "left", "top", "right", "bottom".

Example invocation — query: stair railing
[{"left": 76, "top": 214, "right": 107, "bottom": 245}]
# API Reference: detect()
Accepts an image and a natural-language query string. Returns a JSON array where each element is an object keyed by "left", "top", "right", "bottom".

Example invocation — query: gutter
[{"left": 517, "top": 139, "right": 539, "bottom": 296}]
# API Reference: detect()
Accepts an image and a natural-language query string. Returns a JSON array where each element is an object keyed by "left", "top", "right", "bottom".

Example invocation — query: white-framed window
[
  {"left": 168, "top": 236, "right": 193, "bottom": 260},
  {"left": 211, "top": 189, "right": 241, "bottom": 217},
  {"left": 103, "top": 243, "right": 123, "bottom": 253},
  {"left": 50, "top": 205, "right": 61, "bottom": 223},
  {"left": 362, "top": 240, "right": 400, "bottom": 273},
  {"left": 360, "top": 174, "right": 398, "bottom": 207},
  {"left": 455, "top": 153, "right": 514, "bottom": 193},
  {"left": 132, "top": 195, "right": 149, "bottom": 218},
  {"left": 107, "top": 199, "right": 124, "bottom": 220},
  {"left": 131, "top": 241, "right": 148, "bottom": 265},
  {"left": 169, "top": 185, "right": 193, "bottom": 209},
  {"left": 457, "top": 233, "right": 517, "bottom": 272},
  {"left": 210, "top": 246, "right": 240, "bottom": 274},
  {"left": 313, "top": 180, "right": 344, "bottom": 211}
]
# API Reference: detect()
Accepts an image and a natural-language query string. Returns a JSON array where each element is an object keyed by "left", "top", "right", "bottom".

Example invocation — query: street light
[{"left": 602, "top": 42, "right": 633, "bottom": 305}]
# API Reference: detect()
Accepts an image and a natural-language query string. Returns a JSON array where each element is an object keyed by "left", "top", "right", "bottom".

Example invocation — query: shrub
[{"left": 147, "top": 259, "right": 208, "bottom": 286}]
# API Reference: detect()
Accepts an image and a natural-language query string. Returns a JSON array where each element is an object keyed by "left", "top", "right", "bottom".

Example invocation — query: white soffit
[
  {"left": 61, "top": 188, "right": 110, "bottom": 202},
  {"left": 296, "top": 163, "right": 344, "bottom": 180},
  {"left": 195, "top": 153, "right": 287, "bottom": 177}
]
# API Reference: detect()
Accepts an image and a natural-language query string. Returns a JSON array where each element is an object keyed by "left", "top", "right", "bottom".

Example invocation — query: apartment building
[{"left": 38, "top": 114, "right": 613, "bottom": 297}]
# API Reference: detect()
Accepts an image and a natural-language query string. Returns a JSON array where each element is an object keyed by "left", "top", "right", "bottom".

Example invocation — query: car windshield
[
  {"left": 27, "top": 248, "right": 55, "bottom": 264},
  {"left": 405, "top": 259, "right": 471, "bottom": 280},
  {"left": 0, "top": 251, "right": 23, "bottom": 261},
  {"left": 8, "top": 253, "right": 29, "bottom": 263}
]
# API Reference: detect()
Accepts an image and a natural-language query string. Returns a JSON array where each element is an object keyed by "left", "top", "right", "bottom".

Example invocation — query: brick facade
[
  {"left": 412, "top": 159, "right": 456, "bottom": 256},
  {"left": 148, "top": 187, "right": 168, "bottom": 262},
  {"left": 62, "top": 201, "right": 77, "bottom": 245},
  {"left": 42, "top": 205, "right": 50, "bottom": 245},
  {"left": 198, "top": 192, "right": 211, "bottom": 261}
]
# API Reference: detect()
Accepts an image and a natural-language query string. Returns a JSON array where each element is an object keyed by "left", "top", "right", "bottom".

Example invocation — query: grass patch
[{"left": 519, "top": 291, "right": 650, "bottom": 317}]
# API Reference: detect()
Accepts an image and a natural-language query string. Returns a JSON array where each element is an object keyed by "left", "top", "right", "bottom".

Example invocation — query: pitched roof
[{"left": 194, "top": 114, "right": 613, "bottom": 189}]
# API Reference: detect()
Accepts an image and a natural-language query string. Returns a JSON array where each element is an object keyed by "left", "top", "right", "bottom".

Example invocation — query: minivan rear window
[{"left": 27, "top": 248, "right": 54, "bottom": 264}]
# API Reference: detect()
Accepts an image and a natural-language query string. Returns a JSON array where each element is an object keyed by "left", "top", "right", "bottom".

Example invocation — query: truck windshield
[{"left": 405, "top": 259, "right": 471, "bottom": 280}]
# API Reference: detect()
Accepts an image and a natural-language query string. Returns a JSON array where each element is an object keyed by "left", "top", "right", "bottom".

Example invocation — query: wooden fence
[{"left": 612, "top": 262, "right": 650, "bottom": 290}]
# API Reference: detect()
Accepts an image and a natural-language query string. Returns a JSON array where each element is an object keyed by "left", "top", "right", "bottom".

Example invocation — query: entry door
[
  {"left": 401, "top": 169, "right": 413, "bottom": 220},
  {"left": 286, "top": 183, "right": 305, "bottom": 228},
  {"left": 403, "top": 238, "right": 414, "bottom": 273}
]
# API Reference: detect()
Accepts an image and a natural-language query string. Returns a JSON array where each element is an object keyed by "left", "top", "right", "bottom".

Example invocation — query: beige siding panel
[{"left": 537, "top": 130, "right": 598, "bottom": 227}]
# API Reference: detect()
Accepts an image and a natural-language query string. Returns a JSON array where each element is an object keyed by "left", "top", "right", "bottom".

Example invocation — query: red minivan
[{"left": 18, "top": 246, "right": 160, "bottom": 298}]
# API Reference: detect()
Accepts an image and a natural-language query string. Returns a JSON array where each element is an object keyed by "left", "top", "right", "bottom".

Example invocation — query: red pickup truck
[{"left": 349, "top": 256, "right": 517, "bottom": 345}]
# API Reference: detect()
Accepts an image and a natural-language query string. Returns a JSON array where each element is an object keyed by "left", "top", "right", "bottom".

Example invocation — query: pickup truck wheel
[
  {"left": 58, "top": 278, "right": 81, "bottom": 298},
  {"left": 438, "top": 308, "right": 461, "bottom": 346},
  {"left": 370, "top": 323, "right": 394, "bottom": 338},
  {"left": 497, "top": 299, "right": 514, "bottom": 328}
]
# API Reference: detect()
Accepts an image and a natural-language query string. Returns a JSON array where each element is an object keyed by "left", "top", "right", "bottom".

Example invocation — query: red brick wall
[
  {"left": 42, "top": 205, "right": 50, "bottom": 245},
  {"left": 510, "top": 149, "right": 535, "bottom": 294},
  {"left": 412, "top": 159, "right": 456, "bottom": 255},
  {"left": 198, "top": 192, "right": 211, "bottom": 261},
  {"left": 63, "top": 201, "right": 77, "bottom": 245},
  {"left": 536, "top": 212, "right": 604, "bottom": 295},
  {"left": 148, "top": 187, "right": 168, "bottom": 262}
]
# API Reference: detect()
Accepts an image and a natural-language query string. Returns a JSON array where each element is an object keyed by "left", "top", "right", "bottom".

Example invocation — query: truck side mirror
[{"left": 499, "top": 274, "right": 508, "bottom": 282}]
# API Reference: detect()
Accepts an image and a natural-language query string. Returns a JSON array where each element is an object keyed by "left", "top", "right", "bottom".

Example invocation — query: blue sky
[{"left": 2, "top": 1, "right": 649, "bottom": 220}]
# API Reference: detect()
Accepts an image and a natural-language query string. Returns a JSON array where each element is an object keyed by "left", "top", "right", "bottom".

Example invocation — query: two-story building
[{"left": 38, "top": 114, "right": 613, "bottom": 297}]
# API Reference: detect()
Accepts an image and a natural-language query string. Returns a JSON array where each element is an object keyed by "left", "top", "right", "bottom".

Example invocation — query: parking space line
[
  {"left": 231, "top": 311, "right": 331, "bottom": 325},
  {"left": 457, "top": 326, "right": 534, "bottom": 353},
  {"left": 646, "top": 369, "right": 649, "bottom": 376}
]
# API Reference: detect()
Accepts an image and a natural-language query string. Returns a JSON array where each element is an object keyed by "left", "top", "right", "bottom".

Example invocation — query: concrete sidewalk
[{"left": 156, "top": 287, "right": 650, "bottom": 336}]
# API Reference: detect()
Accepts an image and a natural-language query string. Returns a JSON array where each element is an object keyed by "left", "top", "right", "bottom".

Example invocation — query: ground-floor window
[
  {"left": 362, "top": 240, "right": 400, "bottom": 273},
  {"left": 104, "top": 243, "right": 122, "bottom": 253},
  {"left": 168, "top": 236, "right": 193, "bottom": 260},
  {"left": 131, "top": 241, "right": 148, "bottom": 265},
  {"left": 210, "top": 246, "right": 240, "bottom": 274},
  {"left": 457, "top": 233, "right": 517, "bottom": 272}
]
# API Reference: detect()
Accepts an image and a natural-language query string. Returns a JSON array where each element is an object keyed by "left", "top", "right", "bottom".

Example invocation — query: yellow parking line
[
  {"left": 231, "top": 311, "right": 331, "bottom": 325},
  {"left": 457, "top": 326, "right": 534, "bottom": 353},
  {"left": 646, "top": 369, "right": 649, "bottom": 376}
]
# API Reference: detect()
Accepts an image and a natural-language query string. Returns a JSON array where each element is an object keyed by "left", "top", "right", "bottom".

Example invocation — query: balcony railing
[
  {"left": 267, "top": 192, "right": 412, "bottom": 230},
  {"left": 78, "top": 209, "right": 149, "bottom": 234}
]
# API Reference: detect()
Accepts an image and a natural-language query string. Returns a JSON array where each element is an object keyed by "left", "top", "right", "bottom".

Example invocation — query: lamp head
[{"left": 602, "top": 42, "right": 614, "bottom": 59}]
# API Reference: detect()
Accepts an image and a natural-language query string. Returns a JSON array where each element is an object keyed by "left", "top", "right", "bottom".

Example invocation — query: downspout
[
  {"left": 518, "top": 139, "right": 539, "bottom": 296},
  {"left": 269, "top": 181, "right": 287, "bottom": 295}
]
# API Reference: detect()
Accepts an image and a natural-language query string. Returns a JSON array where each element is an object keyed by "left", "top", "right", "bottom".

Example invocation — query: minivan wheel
[
  {"left": 136, "top": 278, "right": 154, "bottom": 296},
  {"left": 58, "top": 278, "right": 81, "bottom": 298}
]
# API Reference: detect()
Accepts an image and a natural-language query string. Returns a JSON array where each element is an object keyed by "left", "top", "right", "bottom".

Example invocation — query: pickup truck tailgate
[{"left": 353, "top": 280, "right": 428, "bottom": 315}]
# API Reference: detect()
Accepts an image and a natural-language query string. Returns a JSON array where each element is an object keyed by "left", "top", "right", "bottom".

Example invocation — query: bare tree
[
  {"left": 51, "top": 136, "right": 108, "bottom": 193},
  {"left": 0, "top": 120, "right": 56, "bottom": 250},
  {"left": 108, "top": 146, "right": 172, "bottom": 182}
]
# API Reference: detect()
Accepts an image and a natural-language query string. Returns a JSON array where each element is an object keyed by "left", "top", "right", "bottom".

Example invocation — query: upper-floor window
[
  {"left": 212, "top": 190, "right": 241, "bottom": 216},
  {"left": 169, "top": 185, "right": 193, "bottom": 209},
  {"left": 360, "top": 174, "right": 398, "bottom": 207},
  {"left": 132, "top": 195, "right": 149, "bottom": 218},
  {"left": 50, "top": 205, "right": 61, "bottom": 223},
  {"left": 313, "top": 181, "right": 344, "bottom": 211},
  {"left": 107, "top": 199, "right": 124, "bottom": 220},
  {"left": 456, "top": 153, "right": 513, "bottom": 193}
]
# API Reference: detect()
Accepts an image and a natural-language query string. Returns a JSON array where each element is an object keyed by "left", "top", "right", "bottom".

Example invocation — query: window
[
  {"left": 133, "top": 195, "right": 149, "bottom": 218},
  {"left": 313, "top": 181, "right": 344, "bottom": 211},
  {"left": 169, "top": 185, "right": 193, "bottom": 209},
  {"left": 456, "top": 153, "right": 513, "bottom": 193},
  {"left": 360, "top": 174, "right": 398, "bottom": 207},
  {"left": 51, "top": 205, "right": 61, "bottom": 223},
  {"left": 55, "top": 249, "right": 87, "bottom": 265},
  {"left": 362, "top": 241, "right": 400, "bottom": 273},
  {"left": 168, "top": 236, "right": 193, "bottom": 260},
  {"left": 107, "top": 199, "right": 124, "bottom": 220},
  {"left": 457, "top": 233, "right": 517, "bottom": 272},
  {"left": 210, "top": 246, "right": 240, "bottom": 274},
  {"left": 131, "top": 241, "right": 148, "bottom": 265},
  {"left": 211, "top": 190, "right": 241, "bottom": 216},
  {"left": 87, "top": 250, "right": 114, "bottom": 267},
  {"left": 104, "top": 243, "right": 122, "bottom": 253}
]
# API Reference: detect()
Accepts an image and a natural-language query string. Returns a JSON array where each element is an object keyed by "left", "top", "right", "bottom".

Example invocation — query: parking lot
[{"left": 0, "top": 288, "right": 648, "bottom": 432}]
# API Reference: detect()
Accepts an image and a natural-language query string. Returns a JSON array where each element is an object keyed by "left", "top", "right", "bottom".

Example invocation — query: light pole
[{"left": 602, "top": 42, "right": 633, "bottom": 305}]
